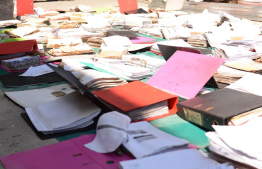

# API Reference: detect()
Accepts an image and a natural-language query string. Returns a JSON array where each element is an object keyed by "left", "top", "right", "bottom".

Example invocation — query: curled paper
[{"left": 85, "top": 111, "right": 131, "bottom": 153}]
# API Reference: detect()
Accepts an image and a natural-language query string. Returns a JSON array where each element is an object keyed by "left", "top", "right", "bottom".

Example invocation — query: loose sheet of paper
[{"left": 85, "top": 111, "right": 131, "bottom": 153}]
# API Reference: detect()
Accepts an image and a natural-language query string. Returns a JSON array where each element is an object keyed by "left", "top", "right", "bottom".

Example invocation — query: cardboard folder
[
  {"left": 177, "top": 88, "right": 262, "bottom": 131},
  {"left": 92, "top": 81, "right": 179, "bottom": 121},
  {"left": 146, "top": 51, "right": 225, "bottom": 99},
  {"left": 0, "top": 134, "right": 132, "bottom": 169}
]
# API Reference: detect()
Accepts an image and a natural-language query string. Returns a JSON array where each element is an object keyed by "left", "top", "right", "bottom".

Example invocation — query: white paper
[
  {"left": 26, "top": 91, "right": 101, "bottom": 132},
  {"left": 119, "top": 149, "right": 232, "bottom": 169},
  {"left": 102, "top": 36, "right": 133, "bottom": 47},
  {"left": 122, "top": 121, "right": 189, "bottom": 158},
  {"left": 212, "top": 118, "right": 262, "bottom": 161},
  {"left": 4, "top": 83, "right": 75, "bottom": 108},
  {"left": 227, "top": 73, "right": 262, "bottom": 96},
  {"left": 19, "top": 64, "right": 55, "bottom": 77},
  {"left": 85, "top": 111, "right": 131, "bottom": 153}
]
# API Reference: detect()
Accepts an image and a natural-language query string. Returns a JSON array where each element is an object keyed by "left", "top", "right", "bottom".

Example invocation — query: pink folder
[
  {"left": 0, "top": 134, "right": 132, "bottom": 169},
  {"left": 146, "top": 51, "right": 225, "bottom": 99},
  {"left": 129, "top": 37, "right": 156, "bottom": 44}
]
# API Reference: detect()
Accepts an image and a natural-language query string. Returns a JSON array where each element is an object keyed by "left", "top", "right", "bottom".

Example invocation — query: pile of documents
[
  {"left": 91, "top": 58, "right": 154, "bottom": 80},
  {"left": 206, "top": 118, "right": 262, "bottom": 168},
  {"left": 72, "top": 69, "right": 127, "bottom": 91},
  {"left": 25, "top": 91, "right": 101, "bottom": 134},
  {"left": 122, "top": 54, "right": 166, "bottom": 70}
]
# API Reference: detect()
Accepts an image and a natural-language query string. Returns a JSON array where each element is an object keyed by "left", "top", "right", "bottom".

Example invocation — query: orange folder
[
  {"left": 92, "top": 81, "right": 178, "bottom": 121},
  {"left": 117, "top": 0, "right": 138, "bottom": 14}
]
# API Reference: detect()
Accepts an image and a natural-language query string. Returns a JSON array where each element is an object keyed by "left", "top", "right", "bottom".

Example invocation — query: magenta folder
[
  {"left": 146, "top": 51, "right": 225, "bottom": 99},
  {"left": 0, "top": 134, "right": 132, "bottom": 169},
  {"left": 129, "top": 37, "right": 156, "bottom": 44}
]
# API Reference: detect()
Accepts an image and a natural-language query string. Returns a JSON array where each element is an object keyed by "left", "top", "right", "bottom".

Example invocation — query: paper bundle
[
  {"left": 72, "top": 69, "right": 127, "bottom": 91},
  {"left": 206, "top": 118, "right": 262, "bottom": 168},
  {"left": 83, "top": 37, "right": 103, "bottom": 48},
  {"left": 213, "top": 65, "right": 250, "bottom": 85},
  {"left": 50, "top": 21, "right": 78, "bottom": 29},
  {"left": 187, "top": 34, "right": 208, "bottom": 47},
  {"left": 48, "top": 43, "right": 94, "bottom": 56},
  {"left": 57, "top": 28, "right": 92, "bottom": 39},
  {"left": 26, "top": 91, "right": 101, "bottom": 134},
  {"left": 224, "top": 58, "right": 262, "bottom": 73},
  {"left": 5, "top": 27, "right": 40, "bottom": 38},
  {"left": 46, "top": 38, "right": 83, "bottom": 48},
  {"left": 95, "top": 46, "right": 128, "bottom": 59},
  {"left": 91, "top": 58, "right": 154, "bottom": 80},
  {"left": 150, "top": 39, "right": 192, "bottom": 54},
  {"left": 0, "top": 20, "right": 21, "bottom": 28},
  {"left": 122, "top": 54, "right": 166, "bottom": 70}
]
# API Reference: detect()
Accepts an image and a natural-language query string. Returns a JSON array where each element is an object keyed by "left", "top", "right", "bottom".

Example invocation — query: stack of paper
[
  {"left": 72, "top": 69, "right": 127, "bottom": 91},
  {"left": 5, "top": 83, "right": 75, "bottom": 108},
  {"left": 120, "top": 149, "right": 233, "bottom": 169},
  {"left": 206, "top": 118, "right": 262, "bottom": 168},
  {"left": 95, "top": 46, "right": 128, "bottom": 59},
  {"left": 48, "top": 43, "right": 94, "bottom": 56},
  {"left": 150, "top": 39, "right": 192, "bottom": 54},
  {"left": 213, "top": 65, "right": 251, "bottom": 85},
  {"left": 161, "top": 27, "right": 191, "bottom": 40},
  {"left": 5, "top": 27, "right": 40, "bottom": 38},
  {"left": 122, "top": 54, "right": 166, "bottom": 70},
  {"left": 187, "top": 34, "right": 208, "bottom": 47},
  {"left": 26, "top": 91, "right": 101, "bottom": 134},
  {"left": 46, "top": 38, "right": 83, "bottom": 48},
  {"left": 0, "top": 20, "right": 21, "bottom": 28},
  {"left": 89, "top": 58, "right": 153, "bottom": 81},
  {"left": 224, "top": 58, "right": 262, "bottom": 74},
  {"left": 123, "top": 121, "right": 189, "bottom": 158}
]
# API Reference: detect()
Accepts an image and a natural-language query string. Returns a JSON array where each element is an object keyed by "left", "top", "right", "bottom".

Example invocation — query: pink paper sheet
[
  {"left": 146, "top": 51, "right": 225, "bottom": 99},
  {"left": 0, "top": 134, "right": 132, "bottom": 169}
]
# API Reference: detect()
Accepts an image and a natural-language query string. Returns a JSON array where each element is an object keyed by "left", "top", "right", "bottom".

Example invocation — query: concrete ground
[{"left": 1, "top": 0, "right": 262, "bottom": 168}]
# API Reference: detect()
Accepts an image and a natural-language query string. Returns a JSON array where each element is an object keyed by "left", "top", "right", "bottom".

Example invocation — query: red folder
[
  {"left": 17, "top": 0, "right": 34, "bottom": 16},
  {"left": 0, "top": 39, "right": 38, "bottom": 57},
  {"left": 93, "top": 81, "right": 178, "bottom": 121},
  {"left": 117, "top": 0, "right": 138, "bottom": 14}
]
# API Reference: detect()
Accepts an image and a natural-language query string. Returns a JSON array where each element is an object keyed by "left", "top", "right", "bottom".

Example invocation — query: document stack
[
  {"left": 72, "top": 69, "right": 127, "bottom": 91},
  {"left": 25, "top": 91, "right": 101, "bottom": 135},
  {"left": 213, "top": 65, "right": 250, "bottom": 85},
  {"left": 122, "top": 121, "right": 189, "bottom": 158},
  {"left": 206, "top": 117, "right": 262, "bottom": 168},
  {"left": 122, "top": 54, "right": 166, "bottom": 71},
  {"left": 150, "top": 39, "right": 192, "bottom": 54},
  {"left": 90, "top": 59, "right": 154, "bottom": 81}
]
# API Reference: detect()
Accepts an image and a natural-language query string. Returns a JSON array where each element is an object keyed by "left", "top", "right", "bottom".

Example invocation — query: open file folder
[{"left": 0, "top": 134, "right": 132, "bottom": 169}]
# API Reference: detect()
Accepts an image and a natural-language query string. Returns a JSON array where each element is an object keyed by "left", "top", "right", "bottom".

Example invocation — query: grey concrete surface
[
  {"left": 1, "top": 0, "right": 262, "bottom": 168},
  {"left": 34, "top": 0, "right": 149, "bottom": 11}
]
